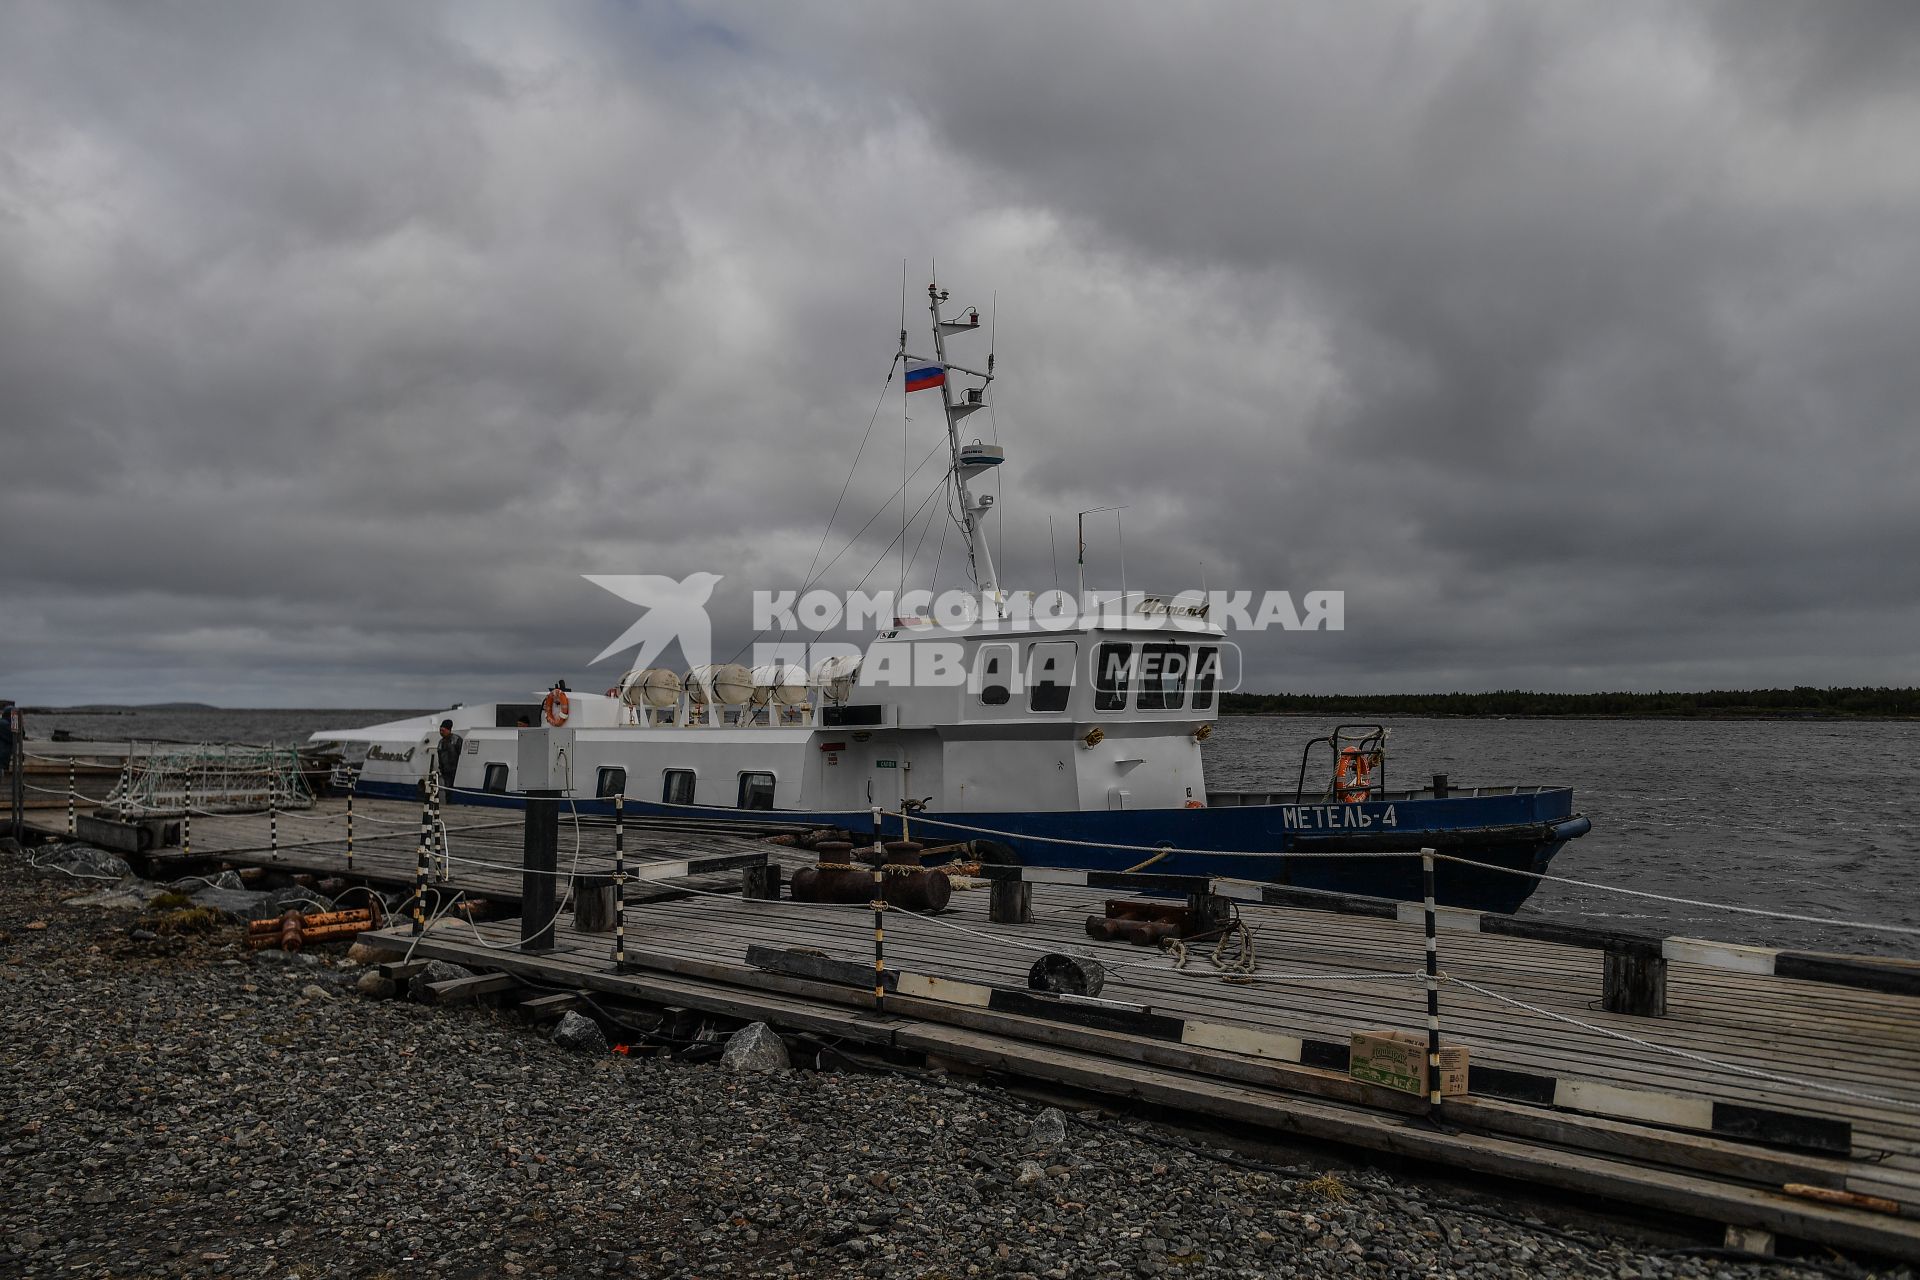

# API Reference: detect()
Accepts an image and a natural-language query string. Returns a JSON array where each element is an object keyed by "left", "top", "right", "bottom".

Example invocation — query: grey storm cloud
[{"left": 1, "top": 0, "right": 1916, "bottom": 706}]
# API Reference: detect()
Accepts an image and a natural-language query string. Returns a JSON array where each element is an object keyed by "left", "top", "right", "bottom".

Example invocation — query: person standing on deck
[
  {"left": 0, "top": 701, "right": 15, "bottom": 779},
  {"left": 435, "top": 719, "right": 462, "bottom": 788}
]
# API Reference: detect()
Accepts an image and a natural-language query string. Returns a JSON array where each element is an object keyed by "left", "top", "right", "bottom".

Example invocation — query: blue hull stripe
[{"left": 357, "top": 781, "right": 1582, "bottom": 914}]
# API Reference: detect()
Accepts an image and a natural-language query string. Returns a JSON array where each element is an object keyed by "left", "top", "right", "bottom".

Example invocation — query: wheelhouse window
[
  {"left": 1027, "top": 641, "right": 1076, "bottom": 713},
  {"left": 1093, "top": 642, "right": 1134, "bottom": 712},
  {"left": 661, "top": 769, "right": 696, "bottom": 806},
  {"left": 974, "top": 643, "right": 1013, "bottom": 706},
  {"left": 482, "top": 763, "right": 509, "bottom": 794},
  {"left": 1137, "top": 644, "right": 1189, "bottom": 710},
  {"left": 595, "top": 766, "right": 627, "bottom": 799},
  {"left": 1192, "top": 646, "right": 1220, "bottom": 710},
  {"left": 737, "top": 771, "right": 776, "bottom": 810}
]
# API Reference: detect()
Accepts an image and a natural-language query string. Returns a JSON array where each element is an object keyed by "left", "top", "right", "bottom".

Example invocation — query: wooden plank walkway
[
  {"left": 139, "top": 796, "right": 806, "bottom": 906},
  {"left": 91, "top": 796, "right": 1920, "bottom": 1260}
]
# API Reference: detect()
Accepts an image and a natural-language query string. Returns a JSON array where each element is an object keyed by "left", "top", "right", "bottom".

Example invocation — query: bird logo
[{"left": 583, "top": 572, "right": 725, "bottom": 669}]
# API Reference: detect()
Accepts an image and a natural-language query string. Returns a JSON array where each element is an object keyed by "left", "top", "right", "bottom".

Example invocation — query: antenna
[
  {"left": 1049, "top": 514, "right": 1059, "bottom": 589},
  {"left": 1077, "top": 505, "right": 1123, "bottom": 606}
]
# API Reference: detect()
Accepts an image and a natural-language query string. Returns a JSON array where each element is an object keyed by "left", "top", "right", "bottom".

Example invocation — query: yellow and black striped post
[
  {"left": 412, "top": 780, "right": 430, "bottom": 935},
  {"left": 345, "top": 769, "right": 355, "bottom": 873},
  {"left": 870, "top": 804, "right": 887, "bottom": 1012},
  {"left": 66, "top": 757, "right": 76, "bottom": 836},
  {"left": 182, "top": 771, "right": 192, "bottom": 859},
  {"left": 613, "top": 793, "right": 627, "bottom": 969},
  {"left": 430, "top": 769, "right": 445, "bottom": 880},
  {"left": 269, "top": 786, "right": 279, "bottom": 861},
  {"left": 1422, "top": 847, "right": 1443, "bottom": 1113}
]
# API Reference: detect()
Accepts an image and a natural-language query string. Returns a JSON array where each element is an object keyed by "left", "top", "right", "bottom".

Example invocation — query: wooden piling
[
  {"left": 1422, "top": 848, "right": 1443, "bottom": 1115},
  {"left": 1605, "top": 946, "right": 1669, "bottom": 1017},
  {"left": 989, "top": 878, "right": 1032, "bottom": 924},
  {"left": 613, "top": 793, "right": 626, "bottom": 969}
]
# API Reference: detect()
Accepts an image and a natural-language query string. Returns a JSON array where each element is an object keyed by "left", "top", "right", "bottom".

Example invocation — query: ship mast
[{"left": 913, "top": 279, "right": 1004, "bottom": 612}]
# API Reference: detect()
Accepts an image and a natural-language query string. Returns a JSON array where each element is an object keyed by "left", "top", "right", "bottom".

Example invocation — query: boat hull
[{"left": 354, "top": 779, "right": 1583, "bottom": 914}]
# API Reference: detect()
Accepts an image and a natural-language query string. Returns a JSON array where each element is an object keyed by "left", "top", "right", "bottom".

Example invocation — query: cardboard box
[{"left": 1348, "top": 1030, "right": 1469, "bottom": 1098}]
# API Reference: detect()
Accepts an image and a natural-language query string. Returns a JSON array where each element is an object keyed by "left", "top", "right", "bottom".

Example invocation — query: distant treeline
[{"left": 1221, "top": 687, "right": 1920, "bottom": 719}]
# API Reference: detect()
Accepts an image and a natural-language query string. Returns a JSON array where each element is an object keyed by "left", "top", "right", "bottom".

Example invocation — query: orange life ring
[
  {"left": 1334, "top": 746, "right": 1372, "bottom": 803},
  {"left": 542, "top": 688, "right": 571, "bottom": 727},
  {"left": 1184, "top": 799, "right": 1205, "bottom": 809}
]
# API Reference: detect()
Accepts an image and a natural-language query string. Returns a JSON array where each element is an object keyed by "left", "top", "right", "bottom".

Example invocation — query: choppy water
[{"left": 21, "top": 707, "right": 1919, "bottom": 958}]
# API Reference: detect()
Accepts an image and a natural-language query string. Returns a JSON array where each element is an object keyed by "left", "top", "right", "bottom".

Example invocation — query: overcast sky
[{"left": 3, "top": 1, "right": 1917, "bottom": 707}]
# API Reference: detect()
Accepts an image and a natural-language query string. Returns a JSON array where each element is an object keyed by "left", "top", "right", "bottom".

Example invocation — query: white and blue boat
[{"left": 316, "top": 279, "right": 1589, "bottom": 912}]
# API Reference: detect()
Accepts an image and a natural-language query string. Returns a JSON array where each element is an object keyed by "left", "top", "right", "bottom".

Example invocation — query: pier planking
[{"left": 105, "top": 796, "right": 1920, "bottom": 1257}]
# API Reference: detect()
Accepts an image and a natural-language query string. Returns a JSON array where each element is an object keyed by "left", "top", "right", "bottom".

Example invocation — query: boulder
[
  {"left": 407, "top": 960, "right": 473, "bottom": 1002},
  {"left": 168, "top": 870, "right": 244, "bottom": 893},
  {"left": 64, "top": 878, "right": 165, "bottom": 911},
  {"left": 551, "top": 1011, "right": 609, "bottom": 1054},
  {"left": 37, "top": 843, "right": 133, "bottom": 881},
  {"left": 189, "top": 886, "right": 280, "bottom": 920},
  {"left": 720, "top": 1022, "right": 790, "bottom": 1074},
  {"left": 355, "top": 971, "right": 397, "bottom": 1000},
  {"left": 345, "top": 941, "right": 388, "bottom": 966},
  {"left": 1027, "top": 1107, "right": 1068, "bottom": 1149}
]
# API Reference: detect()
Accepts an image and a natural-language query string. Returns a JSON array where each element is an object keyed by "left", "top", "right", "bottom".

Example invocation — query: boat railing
[{"left": 1207, "top": 784, "right": 1565, "bottom": 807}]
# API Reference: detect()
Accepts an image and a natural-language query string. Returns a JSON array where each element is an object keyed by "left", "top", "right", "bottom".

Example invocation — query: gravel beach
[{"left": 0, "top": 843, "right": 1901, "bottom": 1280}]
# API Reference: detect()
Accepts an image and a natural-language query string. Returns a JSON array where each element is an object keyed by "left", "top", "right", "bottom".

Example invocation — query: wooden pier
[{"left": 46, "top": 795, "right": 1920, "bottom": 1262}]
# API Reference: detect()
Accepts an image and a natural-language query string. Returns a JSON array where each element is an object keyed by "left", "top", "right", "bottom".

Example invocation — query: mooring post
[
  {"left": 66, "top": 756, "right": 76, "bottom": 836},
  {"left": 1603, "top": 942, "right": 1668, "bottom": 1017},
  {"left": 270, "top": 785, "right": 279, "bottom": 861},
  {"left": 521, "top": 789, "right": 560, "bottom": 952},
  {"left": 870, "top": 804, "right": 887, "bottom": 1013},
  {"left": 613, "top": 792, "right": 627, "bottom": 969},
  {"left": 412, "top": 780, "right": 431, "bottom": 936},
  {"left": 430, "top": 767, "right": 446, "bottom": 880},
  {"left": 345, "top": 768, "right": 355, "bottom": 873},
  {"left": 989, "top": 874, "right": 1032, "bottom": 925},
  {"left": 1422, "top": 848, "right": 1444, "bottom": 1116},
  {"left": 8, "top": 706, "right": 25, "bottom": 844}
]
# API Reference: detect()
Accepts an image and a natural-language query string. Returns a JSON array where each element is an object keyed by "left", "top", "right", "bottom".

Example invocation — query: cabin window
[
  {"left": 1027, "top": 641, "right": 1076, "bottom": 713},
  {"left": 1093, "top": 642, "right": 1133, "bottom": 712},
  {"left": 737, "top": 771, "right": 776, "bottom": 810},
  {"left": 662, "top": 769, "right": 696, "bottom": 806},
  {"left": 595, "top": 766, "right": 628, "bottom": 799},
  {"left": 1192, "top": 646, "right": 1220, "bottom": 710},
  {"left": 1137, "top": 644, "right": 1189, "bottom": 710},
  {"left": 482, "top": 763, "right": 509, "bottom": 794},
  {"left": 974, "top": 643, "right": 1013, "bottom": 706}
]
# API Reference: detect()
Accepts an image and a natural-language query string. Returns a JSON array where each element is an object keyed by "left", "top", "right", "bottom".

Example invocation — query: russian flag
[{"left": 905, "top": 364, "right": 945, "bottom": 393}]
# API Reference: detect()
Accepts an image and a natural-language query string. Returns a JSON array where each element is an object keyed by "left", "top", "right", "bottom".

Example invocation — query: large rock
[
  {"left": 38, "top": 844, "right": 134, "bottom": 881},
  {"left": 64, "top": 877, "right": 165, "bottom": 911},
  {"left": 407, "top": 960, "right": 473, "bottom": 1002},
  {"left": 345, "top": 941, "right": 389, "bottom": 966},
  {"left": 189, "top": 886, "right": 280, "bottom": 920},
  {"left": 170, "top": 871, "right": 243, "bottom": 893},
  {"left": 720, "top": 1022, "right": 790, "bottom": 1074},
  {"left": 1027, "top": 1107, "right": 1068, "bottom": 1149},
  {"left": 355, "top": 971, "right": 397, "bottom": 1000},
  {"left": 551, "top": 1011, "right": 608, "bottom": 1054}
]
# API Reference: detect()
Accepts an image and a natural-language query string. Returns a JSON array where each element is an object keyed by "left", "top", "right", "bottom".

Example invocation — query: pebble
[{"left": 0, "top": 845, "right": 1891, "bottom": 1280}]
